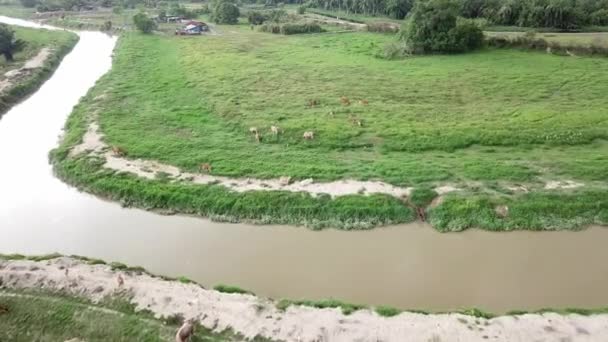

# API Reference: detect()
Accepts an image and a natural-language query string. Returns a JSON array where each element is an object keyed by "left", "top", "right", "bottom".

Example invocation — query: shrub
[
  {"left": 297, "top": 5, "right": 306, "bottom": 14},
  {"left": 366, "top": 22, "right": 400, "bottom": 34},
  {"left": 101, "top": 20, "right": 112, "bottom": 31},
  {"left": 376, "top": 306, "right": 402, "bottom": 317},
  {"left": 213, "top": 284, "right": 254, "bottom": 295},
  {"left": 400, "top": 0, "right": 483, "bottom": 54},
  {"left": 259, "top": 22, "right": 323, "bottom": 35},
  {"left": 211, "top": 0, "right": 240, "bottom": 24},
  {"left": 248, "top": 10, "right": 268, "bottom": 25},
  {"left": 590, "top": 9, "right": 608, "bottom": 26},
  {"left": 133, "top": 12, "right": 157, "bottom": 33}
]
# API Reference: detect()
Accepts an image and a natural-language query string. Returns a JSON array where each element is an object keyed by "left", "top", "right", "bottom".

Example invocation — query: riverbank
[
  {"left": 49, "top": 28, "right": 608, "bottom": 231},
  {"left": 0, "top": 25, "right": 77, "bottom": 117},
  {"left": 2, "top": 256, "right": 608, "bottom": 341}
]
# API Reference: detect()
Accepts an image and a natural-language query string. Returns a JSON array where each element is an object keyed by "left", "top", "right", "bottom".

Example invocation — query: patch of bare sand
[
  {"left": 2, "top": 257, "right": 607, "bottom": 342},
  {"left": 545, "top": 180, "right": 584, "bottom": 190}
]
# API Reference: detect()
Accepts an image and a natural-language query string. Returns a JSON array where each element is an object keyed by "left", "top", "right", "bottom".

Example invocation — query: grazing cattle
[
  {"left": 340, "top": 96, "right": 351, "bottom": 106},
  {"left": 359, "top": 99, "right": 369, "bottom": 105},
  {"left": 303, "top": 131, "right": 314, "bottom": 140},
  {"left": 199, "top": 163, "right": 212, "bottom": 173},
  {"left": 111, "top": 146, "right": 125, "bottom": 157},
  {"left": 175, "top": 320, "right": 195, "bottom": 342},
  {"left": 249, "top": 127, "right": 258, "bottom": 135},
  {"left": 270, "top": 125, "right": 280, "bottom": 135},
  {"left": 254, "top": 132, "right": 261, "bottom": 143},
  {"left": 348, "top": 115, "right": 362, "bottom": 127}
]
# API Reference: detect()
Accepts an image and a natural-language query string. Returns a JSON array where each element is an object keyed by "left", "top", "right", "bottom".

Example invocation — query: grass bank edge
[
  {"left": 0, "top": 31, "right": 79, "bottom": 118},
  {"left": 0, "top": 289, "right": 274, "bottom": 342},
  {"left": 3, "top": 253, "right": 608, "bottom": 319}
]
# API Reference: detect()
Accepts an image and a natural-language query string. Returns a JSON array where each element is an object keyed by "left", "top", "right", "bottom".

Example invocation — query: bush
[
  {"left": 133, "top": 12, "right": 157, "bottom": 33},
  {"left": 400, "top": 0, "right": 484, "bottom": 54},
  {"left": 101, "top": 20, "right": 112, "bottom": 31},
  {"left": 297, "top": 5, "right": 306, "bottom": 14},
  {"left": 211, "top": 0, "right": 240, "bottom": 24},
  {"left": 259, "top": 22, "right": 323, "bottom": 35},
  {"left": 247, "top": 10, "right": 268, "bottom": 25},
  {"left": 366, "top": 22, "right": 399, "bottom": 34},
  {"left": 19, "top": 0, "right": 38, "bottom": 8}
]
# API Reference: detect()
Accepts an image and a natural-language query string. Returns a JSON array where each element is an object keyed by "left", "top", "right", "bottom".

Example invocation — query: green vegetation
[
  {"left": 50, "top": 22, "right": 608, "bottom": 230},
  {"left": 213, "top": 284, "right": 255, "bottom": 295},
  {"left": 0, "top": 290, "right": 271, "bottom": 342},
  {"left": 400, "top": 0, "right": 484, "bottom": 54},
  {"left": 211, "top": 0, "right": 240, "bottom": 25},
  {"left": 276, "top": 298, "right": 368, "bottom": 315},
  {"left": 133, "top": 12, "right": 156, "bottom": 33},
  {"left": 375, "top": 305, "right": 402, "bottom": 317},
  {"left": 0, "top": 25, "right": 77, "bottom": 116},
  {"left": 259, "top": 22, "right": 324, "bottom": 35}
]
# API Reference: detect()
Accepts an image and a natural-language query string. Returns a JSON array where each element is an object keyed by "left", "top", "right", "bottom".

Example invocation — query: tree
[
  {"left": 0, "top": 24, "right": 26, "bottom": 62},
  {"left": 133, "top": 12, "right": 157, "bottom": 33},
  {"left": 400, "top": 0, "right": 483, "bottom": 54},
  {"left": 211, "top": 0, "right": 240, "bottom": 24},
  {"left": 386, "top": 0, "right": 412, "bottom": 19}
]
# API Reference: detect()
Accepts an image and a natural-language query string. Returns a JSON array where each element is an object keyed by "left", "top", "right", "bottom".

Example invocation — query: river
[{"left": 1, "top": 16, "right": 607, "bottom": 313}]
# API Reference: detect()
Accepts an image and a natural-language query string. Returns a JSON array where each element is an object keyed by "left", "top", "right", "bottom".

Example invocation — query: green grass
[
  {"left": 0, "top": 290, "right": 272, "bottom": 342},
  {"left": 213, "top": 284, "right": 255, "bottom": 295},
  {"left": 51, "top": 27, "right": 608, "bottom": 230},
  {"left": 276, "top": 298, "right": 367, "bottom": 315},
  {"left": 0, "top": 26, "right": 77, "bottom": 116},
  {"left": 305, "top": 7, "right": 403, "bottom": 25}
]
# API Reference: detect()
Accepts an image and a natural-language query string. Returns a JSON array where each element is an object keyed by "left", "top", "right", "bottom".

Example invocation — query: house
[{"left": 175, "top": 21, "right": 209, "bottom": 35}]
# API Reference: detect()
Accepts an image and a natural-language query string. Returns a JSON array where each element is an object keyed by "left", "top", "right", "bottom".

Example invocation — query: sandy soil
[
  {"left": 1, "top": 257, "right": 607, "bottom": 342},
  {"left": 0, "top": 48, "right": 51, "bottom": 93}
]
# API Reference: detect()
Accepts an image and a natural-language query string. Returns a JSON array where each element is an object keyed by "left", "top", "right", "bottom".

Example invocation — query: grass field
[
  {"left": 51, "top": 23, "right": 608, "bottom": 230},
  {"left": 486, "top": 31, "right": 608, "bottom": 48},
  {"left": 0, "top": 290, "right": 270, "bottom": 342},
  {"left": 0, "top": 25, "right": 77, "bottom": 115}
]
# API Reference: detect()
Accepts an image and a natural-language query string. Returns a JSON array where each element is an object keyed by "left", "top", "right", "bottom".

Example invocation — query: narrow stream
[{"left": 1, "top": 16, "right": 607, "bottom": 313}]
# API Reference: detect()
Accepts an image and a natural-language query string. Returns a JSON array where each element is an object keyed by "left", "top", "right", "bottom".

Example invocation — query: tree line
[{"left": 306, "top": 0, "right": 608, "bottom": 28}]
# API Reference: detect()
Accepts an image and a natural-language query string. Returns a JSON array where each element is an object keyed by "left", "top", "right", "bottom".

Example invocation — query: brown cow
[
  {"left": 111, "top": 146, "right": 125, "bottom": 157},
  {"left": 199, "top": 163, "right": 212, "bottom": 173},
  {"left": 340, "top": 96, "right": 351, "bottom": 106},
  {"left": 359, "top": 99, "right": 369, "bottom": 105}
]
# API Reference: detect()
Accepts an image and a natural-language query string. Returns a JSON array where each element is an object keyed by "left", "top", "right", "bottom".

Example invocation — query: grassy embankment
[
  {"left": 51, "top": 24, "right": 608, "bottom": 231},
  {"left": 0, "top": 25, "right": 77, "bottom": 116},
  {"left": 0, "top": 290, "right": 272, "bottom": 342}
]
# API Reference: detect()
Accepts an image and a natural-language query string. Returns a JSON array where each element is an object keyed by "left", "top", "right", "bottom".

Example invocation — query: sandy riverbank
[{"left": 1, "top": 257, "right": 606, "bottom": 341}]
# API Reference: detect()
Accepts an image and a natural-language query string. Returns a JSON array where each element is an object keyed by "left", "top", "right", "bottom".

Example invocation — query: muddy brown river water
[{"left": 1, "top": 16, "right": 607, "bottom": 314}]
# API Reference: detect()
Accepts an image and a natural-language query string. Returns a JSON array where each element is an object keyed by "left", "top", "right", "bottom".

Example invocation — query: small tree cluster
[
  {"left": 211, "top": 0, "right": 240, "bottom": 24},
  {"left": 133, "top": 12, "right": 157, "bottom": 33},
  {"left": 0, "top": 24, "right": 26, "bottom": 62},
  {"left": 400, "top": 0, "right": 483, "bottom": 54}
]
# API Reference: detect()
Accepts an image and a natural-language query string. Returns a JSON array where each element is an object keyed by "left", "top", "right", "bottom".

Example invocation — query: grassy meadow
[
  {"left": 0, "top": 25, "right": 77, "bottom": 115},
  {"left": 0, "top": 290, "right": 271, "bottom": 342},
  {"left": 51, "top": 24, "right": 608, "bottom": 231}
]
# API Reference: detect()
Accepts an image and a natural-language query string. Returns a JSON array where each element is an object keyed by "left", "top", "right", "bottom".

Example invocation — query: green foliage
[
  {"left": 133, "top": 12, "right": 156, "bottom": 33},
  {"left": 400, "top": 0, "right": 483, "bottom": 54},
  {"left": 211, "top": 0, "right": 239, "bottom": 24},
  {"left": 0, "top": 24, "right": 26, "bottom": 61},
  {"left": 297, "top": 5, "right": 306, "bottom": 14},
  {"left": 259, "top": 22, "right": 323, "bottom": 34},
  {"left": 375, "top": 306, "right": 402, "bottom": 317},
  {"left": 409, "top": 187, "right": 438, "bottom": 207},
  {"left": 101, "top": 20, "right": 112, "bottom": 31},
  {"left": 277, "top": 299, "right": 367, "bottom": 315},
  {"left": 214, "top": 284, "right": 255, "bottom": 295}
]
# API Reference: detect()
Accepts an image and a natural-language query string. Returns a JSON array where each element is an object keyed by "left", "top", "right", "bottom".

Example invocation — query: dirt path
[
  {"left": 1, "top": 257, "right": 607, "bottom": 342},
  {"left": 0, "top": 48, "right": 51, "bottom": 93},
  {"left": 69, "top": 121, "right": 588, "bottom": 201}
]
